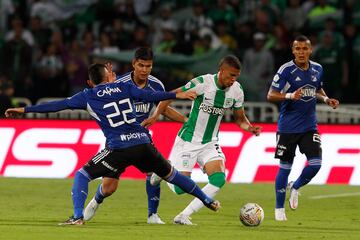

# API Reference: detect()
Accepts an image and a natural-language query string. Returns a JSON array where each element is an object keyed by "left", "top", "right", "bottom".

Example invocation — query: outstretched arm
[
  {"left": 141, "top": 87, "right": 186, "bottom": 128},
  {"left": 234, "top": 108, "right": 262, "bottom": 136},
  {"left": 316, "top": 88, "right": 339, "bottom": 109}
]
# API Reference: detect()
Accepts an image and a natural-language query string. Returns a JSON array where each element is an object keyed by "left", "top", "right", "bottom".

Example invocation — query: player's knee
[{"left": 208, "top": 172, "right": 226, "bottom": 188}]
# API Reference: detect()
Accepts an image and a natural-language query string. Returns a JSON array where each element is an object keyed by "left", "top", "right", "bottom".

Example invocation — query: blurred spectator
[
  {"left": 257, "top": 0, "right": 280, "bottom": 26},
  {"left": 155, "top": 27, "right": 177, "bottom": 53},
  {"left": 0, "top": 0, "right": 14, "bottom": 34},
  {"left": 234, "top": 21, "right": 254, "bottom": 57},
  {"left": 242, "top": 32, "right": 274, "bottom": 101},
  {"left": 35, "top": 43, "right": 66, "bottom": 98},
  {"left": 93, "top": 31, "right": 120, "bottom": 55},
  {"left": 313, "top": 31, "right": 347, "bottom": 99},
  {"left": 110, "top": 19, "right": 131, "bottom": 50},
  {"left": 127, "top": 25, "right": 150, "bottom": 49},
  {"left": 318, "top": 17, "right": 345, "bottom": 48},
  {"left": 0, "top": 78, "right": 15, "bottom": 118},
  {"left": 207, "top": 0, "right": 237, "bottom": 28},
  {"left": 270, "top": 24, "right": 292, "bottom": 70},
  {"left": 5, "top": 16, "right": 35, "bottom": 47},
  {"left": 214, "top": 20, "right": 238, "bottom": 50},
  {"left": 283, "top": 0, "right": 307, "bottom": 31},
  {"left": 253, "top": 8, "right": 273, "bottom": 34},
  {"left": 151, "top": 4, "right": 178, "bottom": 48},
  {"left": 184, "top": 1, "right": 213, "bottom": 41},
  {"left": 2, "top": 22, "right": 33, "bottom": 97}
]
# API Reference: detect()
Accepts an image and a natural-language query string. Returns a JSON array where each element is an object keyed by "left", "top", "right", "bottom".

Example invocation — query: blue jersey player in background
[
  {"left": 267, "top": 35, "right": 339, "bottom": 221},
  {"left": 84, "top": 47, "right": 187, "bottom": 224},
  {"left": 5, "top": 63, "right": 220, "bottom": 225}
]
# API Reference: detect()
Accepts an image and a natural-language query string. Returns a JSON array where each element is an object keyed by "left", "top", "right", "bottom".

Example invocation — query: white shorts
[{"left": 169, "top": 136, "right": 225, "bottom": 173}]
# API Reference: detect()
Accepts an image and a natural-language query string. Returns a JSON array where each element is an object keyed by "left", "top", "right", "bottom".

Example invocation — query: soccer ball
[{"left": 239, "top": 203, "right": 264, "bottom": 227}]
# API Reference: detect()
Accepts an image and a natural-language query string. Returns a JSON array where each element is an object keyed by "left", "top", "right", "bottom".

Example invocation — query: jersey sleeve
[
  {"left": 233, "top": 84, "right": 244, "bottom": 109},
  {"left": 271, "top": 67, "right": 288, "bottom": 92},
  {"left": 181, "top": 75, "right": 205, "bottom": 95},
  {"left": 25, "top": 91, "right": 87, "bottom": 113},
  {"left": 318, "top": 65, "right": 324, "bottom": 90},
  {"left": 127, "top": 82, "right": 176, "bottom": 102}
]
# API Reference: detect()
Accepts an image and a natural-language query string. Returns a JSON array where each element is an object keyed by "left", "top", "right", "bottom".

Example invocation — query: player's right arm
[
  {"left": 5, "top": 92, "right": 87, "bottom": 117},
  {"left": 267, "top": 69, "right": 302, "bottom": 102}
]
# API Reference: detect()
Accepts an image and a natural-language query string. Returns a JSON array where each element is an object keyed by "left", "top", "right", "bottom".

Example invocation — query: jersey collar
[
  {"left": 214, "top": 73, "right": 223, "bottom": 90},
  {"left": 130, "top": 71, "right": 149, "bottom": 89}
]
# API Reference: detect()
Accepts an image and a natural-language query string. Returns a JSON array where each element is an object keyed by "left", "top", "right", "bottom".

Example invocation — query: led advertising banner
[{"left": 0, "top": 120, "right": 359, "bottom": 185}]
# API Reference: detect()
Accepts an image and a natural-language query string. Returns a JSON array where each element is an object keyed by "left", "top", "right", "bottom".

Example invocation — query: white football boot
[
  {"left": 147, "top": 213, "right": 165, "bottom": 224},
  {"left": 173, "top": 214, "right": 195, "bottom": 225},
  {"left": 84, "top": 198, "right": 100, "bottom": 221},
  {"left": 288, "top": 181, "right": 299, "bottom": 210},
  {"left": 275, "top": 208, "right": 287, "bottom": 221}
]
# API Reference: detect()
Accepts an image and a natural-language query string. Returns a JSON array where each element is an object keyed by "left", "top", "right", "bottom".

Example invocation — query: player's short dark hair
[
  {"left": 219, "top": 55, "right": 242, "bottom": 70},
  {"left": 134, "top": 47, "right": 154, "bottom": 60},
  {"left": 292, "top": 35, "right": 311, "bottom": 46},
  {"left": 88, "top": 63, "right": 107, "bottom": 85}
]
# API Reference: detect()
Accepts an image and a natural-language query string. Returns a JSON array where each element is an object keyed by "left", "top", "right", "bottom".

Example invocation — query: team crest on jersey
[
  {"left": 300, "top": 84, "right": 316, "bottom": 102},
  {"left": 311, "top": 75, "right": 317, "bottom": 82},
  {"left": 224, "top": 98, "right": 233, "bottom": 108},
  {"left": 184, "top": 81, "right": 192, "bottom": 90}
]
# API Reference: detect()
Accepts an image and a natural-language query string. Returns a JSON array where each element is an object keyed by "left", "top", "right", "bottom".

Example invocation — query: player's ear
[{"left": 132, "top": 59, "right": 137, "bottom": 68}]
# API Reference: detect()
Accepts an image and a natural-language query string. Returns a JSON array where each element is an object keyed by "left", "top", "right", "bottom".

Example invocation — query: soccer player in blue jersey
[
  {"left": 84, "top": 47, "right": 187, "bottom": 224},
  {"left": 267, "top": 35, "right": 339, "bottom": 221},
  {"left": 5, "top": 63, "right": 220, "bottom": 225}
]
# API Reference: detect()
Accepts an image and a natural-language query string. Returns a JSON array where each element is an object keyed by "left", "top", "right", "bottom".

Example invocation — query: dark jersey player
[
  {"left": 84, "top": 47, "right": 187, "bottom": 224},
  {"left": 267, "top": 35, "right": 339, "bottom": 221},
  {"left": 5, "top": 63, "right": 220, "bottom": 225}
]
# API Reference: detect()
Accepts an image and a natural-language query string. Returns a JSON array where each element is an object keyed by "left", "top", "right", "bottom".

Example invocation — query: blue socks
[
  {"left": 146, "top": 176, "right": 161, "bottom": 217},
  {"left": 293, "top": 159, "right": 322, "bottom": 189},
  {"left": 275, "top": 162, "right": 292, "bottom": 208},
  {"left": 72, "top": 170, "right": 90, "bottom": 218},
  {"left": 95, "top": 184, "right": 105, "bottom": 204},
  {"left": 166, "top": 169, "right": 213, "bottom": 206}
]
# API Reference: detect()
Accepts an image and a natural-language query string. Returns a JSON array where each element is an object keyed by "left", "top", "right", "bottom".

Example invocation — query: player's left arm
[
  {"left": 162, "top": 106, "right": 188, "bottom": 123},
  {"left": 316, "top": 88, "right": 340, "bottom": 109},
  {"left": 233, "top": 108, "right": 262, "bottom": 136}
]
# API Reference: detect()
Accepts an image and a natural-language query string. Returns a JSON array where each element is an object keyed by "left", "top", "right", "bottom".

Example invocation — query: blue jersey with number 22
[{"left": 25, "top": 81, "right": 176, "bottom": 149}]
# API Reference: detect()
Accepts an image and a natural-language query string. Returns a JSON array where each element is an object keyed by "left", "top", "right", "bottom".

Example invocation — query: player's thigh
[
  {"left": 83, "top": 149, "right": 125, "bottom": 179},
  {"left": 198, "top": 141, "right": 225, "bottom": 174},
  {"left": 133, "top": 143, "right": 172, "bottom": 178},
  {"left": 274, "top": 133, "right": 299, "bottom": 163},
  {"left": 299, "top": 131, "right": 322, "bottom": 159},
  {"left": 169, "top": 136, "right": 198, "bottom": 173}
]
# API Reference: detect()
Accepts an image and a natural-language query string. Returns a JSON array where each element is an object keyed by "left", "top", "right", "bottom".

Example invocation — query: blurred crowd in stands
[{"left": 0, "top": 0, "right": 359, "bottom": 114}]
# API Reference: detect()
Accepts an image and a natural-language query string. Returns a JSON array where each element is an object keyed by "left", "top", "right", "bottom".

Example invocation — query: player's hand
[
  {"left": 292, "top": 88, "right": 303, "bottom": 100},
  {"left": 248, "top": 125, "right": 262, "bottom": 136},
  {"left": 176, "top": 90, "right": 197, "bottom": 100},
  {"left": 105, "top": 62, "right": 116, "bottom": 83},
  {"left": 5, "top": 108, "right": 25, "bottom": 118},
  {"left": 141, "top": 116, "right": 158, "bottom": 128},
  {"left": 326, "top": 98, "right": 339, "bottom": 109}
]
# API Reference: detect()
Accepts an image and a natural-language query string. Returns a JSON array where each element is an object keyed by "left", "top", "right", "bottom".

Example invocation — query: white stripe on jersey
[
  {"left": 309, "top": 60, "right": 321, "bottom": 67},
  {"left": 87, "top": 103, "right": 101, "bottom": 121},
  {"left": 148, "top": 75, "right": 165, "bottom": 90},
  {"left": 115, "top": 74, "right": 131, "bottom": 83},
  {"left": 278, "top": 61, "right": 294, "bottom": 74}
]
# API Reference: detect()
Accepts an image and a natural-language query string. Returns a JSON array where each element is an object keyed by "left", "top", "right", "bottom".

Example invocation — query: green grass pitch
[{"left": 0, "top": 178, "right": 359, "bottom": 240}]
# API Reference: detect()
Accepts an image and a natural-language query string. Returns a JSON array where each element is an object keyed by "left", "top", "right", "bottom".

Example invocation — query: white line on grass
[{"left": 309, "top": 192, "right": 360, "bottom": 199}]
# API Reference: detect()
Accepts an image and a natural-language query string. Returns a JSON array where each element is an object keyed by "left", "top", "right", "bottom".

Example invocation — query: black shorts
[
  {"left": 82, "top": 143, "right": 172, "bottom": 180},
  {"left": 274, "top": 130, "right": 322, "bottom": 163}
]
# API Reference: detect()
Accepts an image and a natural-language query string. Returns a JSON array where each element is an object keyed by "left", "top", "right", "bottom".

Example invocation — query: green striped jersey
[{"left": 178, "top": 73, "right": 244, "bottom": 144}]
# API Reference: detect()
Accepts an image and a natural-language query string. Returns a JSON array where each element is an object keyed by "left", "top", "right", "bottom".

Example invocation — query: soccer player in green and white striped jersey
[{"left": 145, "top": 55, "right": 262, "bottom": 225}]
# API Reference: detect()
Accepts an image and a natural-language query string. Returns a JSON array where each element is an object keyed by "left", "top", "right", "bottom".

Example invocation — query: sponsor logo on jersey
[
  {"left": 224, "top": 98, "right": 234, "bottom": 108},
  {"left": 300, "top": 84, "right": 316, "bottom": 102},
  {"left": 135, "top": 103, "right": 150, "bottom": 113},
  {"left": 97, "top": 87, "right": 122, "bottom": 97},
  {"left": 295, "top": 76, "right": 302, "bottom": 81},
  {"left": 120, "top": 132, "right": 148, "bottom": 141},
  {"left": 199, "top": 103, "right": 225, "bottom": 115},
  {"left": 311, "top": 75, "right": 317, "bottom": 82}
]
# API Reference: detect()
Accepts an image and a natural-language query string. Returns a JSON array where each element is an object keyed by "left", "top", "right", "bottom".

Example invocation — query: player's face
[
  {"left": 292, "top": 40, "right": 312, "bottom": 65},
  {"left": 218, "top": 64, "right": 240, "bottom": 88},
  {"left": 133, "top": 59, "right": 153, "bottom": 81}
]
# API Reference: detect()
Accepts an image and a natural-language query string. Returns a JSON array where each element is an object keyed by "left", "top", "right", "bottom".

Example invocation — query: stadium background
[{"left": 0, "top": 0, "right": 358, "bottom": 184}]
